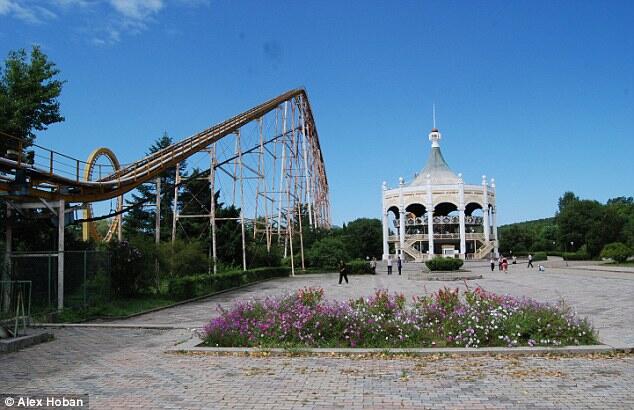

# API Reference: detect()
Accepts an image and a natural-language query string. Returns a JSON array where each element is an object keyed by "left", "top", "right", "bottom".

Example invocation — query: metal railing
[{"left": 0, "top": 280, "right": 32, "bottom": 337}]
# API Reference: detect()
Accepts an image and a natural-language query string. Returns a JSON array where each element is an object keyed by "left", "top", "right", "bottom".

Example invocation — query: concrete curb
[
  {"left": 31, "top": 323, "right": 191, "bottom": 330},
  {"left": 0, "top": 331, "right": 54, "bottom": 353},
  {"left": 166, "top": 337, "right": 628, "bottom": 356}
]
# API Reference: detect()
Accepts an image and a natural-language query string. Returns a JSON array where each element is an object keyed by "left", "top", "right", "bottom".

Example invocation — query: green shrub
[
  {"left": 167, "top": 266, "right": 291, "bottom": 300},
  {"left": 601, "top": 242, "right": 633, "bottom": 263},
  {"left": 167, "top": 275, "right": 203, "bottom": 300},
  {"left": 247, "top": 242, "right": 282, "bottom": 267},
  {"left": 107, "top": 240, "right": 146, "bottom": 297},
  {"left": 547, "top": 251, "right": 563, "bottom": 257},
  {"left": 425, "top": 257, "right": 464, "bottom": 271},
  {"left": 159, "top": 240, "right": 208, "bottom": 277},
  {"left": 563, "top": 252, "right": 591, "bottom": 261},
  {"left": 347, "top": 259, "right": 373, "bottom": 274},
  {"left": 532, "top": 252, "right": 548, "bottom": 262}
]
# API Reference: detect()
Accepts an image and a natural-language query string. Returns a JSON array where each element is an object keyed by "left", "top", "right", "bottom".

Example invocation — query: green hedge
[
  {"left": 346, "top": 259, "right": 374, "bottom": 274},
  {"left": 425, "top": 257, "right": 464, "bottom": 271},
  {"left": 532, "top": 252, "right": 548, "bottom": 262},
  {"left": 167, "top": 266, "right": 291, "bottom": 300},
  {"left": 563, "top": 252, "right": 591, "bottom": 261}
]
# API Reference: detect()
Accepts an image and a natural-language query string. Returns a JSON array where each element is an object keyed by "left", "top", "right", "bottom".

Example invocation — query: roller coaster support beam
[
  {"left": 209, "top": 146, "right": 217, "bottom": 275},
  {"left": 2, "top": 204, "right": 12, "bottom": 313},
  {"left": 57, "top": 199, "right": 64, "bottom": 311},
  {"left": 155, "top": 177, "right": 161, "bottom": 285}
]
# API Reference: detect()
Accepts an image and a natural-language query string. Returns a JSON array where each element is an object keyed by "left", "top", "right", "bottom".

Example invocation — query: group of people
[
  {"left": 489, "top": 253, "right": 544, "bottom": 273},
  {"left": 385, "top": 255, "right": 402, "bottom": 275},
  {"left": 491, "top": 255, "right": 510, "bottom": 272},
  {"left": 337, "top": 255, "right": 400, "bottom": 285}
]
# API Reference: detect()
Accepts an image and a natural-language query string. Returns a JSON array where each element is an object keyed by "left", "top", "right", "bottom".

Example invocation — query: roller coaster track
[{"left": 0, "top": 88, "right": 328, "bottom": 209}]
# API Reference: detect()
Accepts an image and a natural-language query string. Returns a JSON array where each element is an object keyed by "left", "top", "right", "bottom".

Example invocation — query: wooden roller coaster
[{"left": 1, "top": 89, "right": 331, "bottom": 310}]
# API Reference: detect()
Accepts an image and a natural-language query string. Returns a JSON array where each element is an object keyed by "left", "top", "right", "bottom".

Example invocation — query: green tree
[
  {"left": 556, "top": 195, "right": 603, "bottom": 253},
  {"left": 340, "top": 218, "right": 382, "bottom": 259},
  {"left": 123, "top": 133, "right": 185, "bottom": 240},
  {"left": 306, "top": 236, "right": 349, "bottom": 268},
  {"left": 586, "top": 206, "right": 625, "bottom": 257},
  {"left": 0, "top": 45, "right": 64, "bottom": 156},
  {"left": 499, "top": 225, "right": 533, "bottom": 253}
]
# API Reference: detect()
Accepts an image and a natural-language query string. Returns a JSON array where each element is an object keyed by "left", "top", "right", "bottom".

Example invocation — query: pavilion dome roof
[{"left": 409, "top": 128, "right": 461, "bottom": 186}]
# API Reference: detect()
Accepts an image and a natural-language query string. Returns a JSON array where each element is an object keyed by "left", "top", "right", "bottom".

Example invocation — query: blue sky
[{"left": 2, "top": 0, "right": 633, "bottom": 226}]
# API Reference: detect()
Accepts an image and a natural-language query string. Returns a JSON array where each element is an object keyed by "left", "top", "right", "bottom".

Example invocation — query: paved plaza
[{"left": 1, "top": 261, "right": 634, "bottom": 409}]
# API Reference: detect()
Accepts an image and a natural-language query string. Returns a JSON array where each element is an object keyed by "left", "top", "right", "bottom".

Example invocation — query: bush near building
[{"left": 425, "top": 257, "right": 464, "bottom": 271}]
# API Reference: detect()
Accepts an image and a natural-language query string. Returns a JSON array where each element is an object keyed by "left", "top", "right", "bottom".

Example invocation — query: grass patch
[{"left": 53, "top": 296, "right": 179, "bottom": 322}]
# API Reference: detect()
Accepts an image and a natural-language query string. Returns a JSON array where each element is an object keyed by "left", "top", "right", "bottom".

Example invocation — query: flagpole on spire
[{"left": 432, "top": 103, "right": 436, "bottom": 129}]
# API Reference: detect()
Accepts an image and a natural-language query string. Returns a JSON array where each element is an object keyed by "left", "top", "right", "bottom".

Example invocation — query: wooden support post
[
  {"left": 210, "top": 147, "right": 217, "bottom": 275},
  {"left": 57, "top": 199, "right": 65, "bottom": 311},
  {"left": 155, "top": 177, "right": 161, "bottom": 287},
  {"left": 171, "top": 164, "right": 180, "bottom": 244}
]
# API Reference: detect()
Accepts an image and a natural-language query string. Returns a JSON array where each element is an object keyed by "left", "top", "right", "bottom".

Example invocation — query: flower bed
[{"left": 202, "top": 287, "right": 597, "bottom": 348}]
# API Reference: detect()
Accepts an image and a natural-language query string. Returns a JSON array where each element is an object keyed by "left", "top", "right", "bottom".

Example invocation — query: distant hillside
[
  {"left": 499, "top": 217, "right": 555, "bottom": 230},
  {"left": 498, "top": 217, "right": 558, "bottom": 254}
]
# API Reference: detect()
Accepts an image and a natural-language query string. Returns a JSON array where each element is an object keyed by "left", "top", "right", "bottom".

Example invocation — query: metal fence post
[
  {"left": 83, "top": 251, "right": 87, "bottom": 307},
  {"left": 48, "top": 255, "right": 52, "bottom": 308}
]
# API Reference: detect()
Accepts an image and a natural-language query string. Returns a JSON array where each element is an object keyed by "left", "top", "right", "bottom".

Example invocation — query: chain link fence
[{"left": 8, "top": 250, "right": 111, "bottom": 315}]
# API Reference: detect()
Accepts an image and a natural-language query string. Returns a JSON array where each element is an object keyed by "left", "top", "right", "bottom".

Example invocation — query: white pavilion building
[{"left": 381, "top": 127, "right": 498, "bottom": 261}]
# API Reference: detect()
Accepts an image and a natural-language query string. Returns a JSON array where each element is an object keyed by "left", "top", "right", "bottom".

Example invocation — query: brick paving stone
[{"left": 1, "top": 263, "right": 634, "bottom": 408}]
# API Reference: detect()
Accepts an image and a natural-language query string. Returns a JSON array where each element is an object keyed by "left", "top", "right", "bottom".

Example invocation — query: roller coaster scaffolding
[{"left": 1, "top": 88, "right": 330, "bottom": 310}]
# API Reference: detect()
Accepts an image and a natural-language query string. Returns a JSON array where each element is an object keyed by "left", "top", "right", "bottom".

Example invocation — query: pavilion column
[
  {"left": 482, "top": 175, "right": 490, "bottom": 242},
  {"left": 491, "top": 178, "right": 498, "bottom": 257},
  {"left": 382, "top": 210, "right": 389, "bottom": 260},
  {"left": 492, "top": 206, "right": 499, "bottom": 257},
  {"left": 458, "top": 174, "right": 466, "bottom": 259},
  {"left": 382, "top": 182, "right": 389, "bottom": 260},
  {"left": 426, "top": 174, "right": 434, "bottom": 258},
  {"left": 427, "top": 209, "right": 434, "bottom": 257},
  {"left": 459, "top": 209, "right": 466, "bottom": 258},
  {"left": 398, "top": 178, "right": 405, "bottom": 258}
]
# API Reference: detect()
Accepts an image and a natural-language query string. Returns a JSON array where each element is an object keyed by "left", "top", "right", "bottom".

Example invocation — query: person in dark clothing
[
  {"left": 338, "top": 259, "right": 348, "bottom": 285},
  {"left": 490, "top": 257, "right": 495, "bottom": 271},
  {"left": 527, "top": 254, "right": 534, "bottom": 268},
  {"left": 397, "top": 256, "right": 402, "bottom": 275}
]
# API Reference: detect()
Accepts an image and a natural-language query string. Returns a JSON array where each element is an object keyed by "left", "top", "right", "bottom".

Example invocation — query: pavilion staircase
[
  {"left": 401, "top": 238, "right": 426, "bottom": 261},
  {"left": 474, "top": 241, "right": 495, "bottom": 260}
]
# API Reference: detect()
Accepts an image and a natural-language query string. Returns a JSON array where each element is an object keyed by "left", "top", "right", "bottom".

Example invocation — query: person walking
[
  {"left": 490, "top": 257, "right": 495, "bottom": 271},
  {"left": 502, "top": 256, "right": 509, "bottom": 273},
  {"left": 387, "top": 256, "right": 393, "bottom": 275},
  {"left": 498, "top": 256, "right": 504, "bottom": 271},
  {"left": 370, "top": 257, "right": 377, "bottom": 274},
  {"left": 397, "top": 256, "right": 403, "bottom": 275},
  {"left": 527, "top": 254, "right": 534, "bottom": 268},
  {"left": 338, "top": 259, "right": 349, "bottom": 285}
]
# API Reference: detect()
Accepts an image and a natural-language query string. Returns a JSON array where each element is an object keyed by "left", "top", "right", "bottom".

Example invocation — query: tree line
[{"left": 499, "top": 192, "right": 634, "bottom": 261}]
